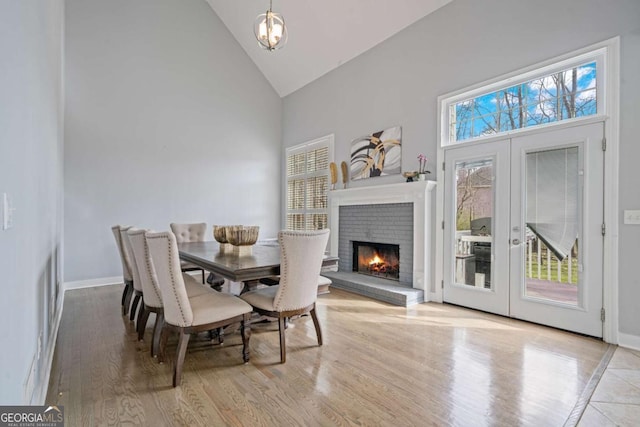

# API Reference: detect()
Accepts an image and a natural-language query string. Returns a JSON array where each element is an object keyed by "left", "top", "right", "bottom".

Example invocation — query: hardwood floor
[{"left": 47, "top": 285, "right": 609, "bottom": 426}]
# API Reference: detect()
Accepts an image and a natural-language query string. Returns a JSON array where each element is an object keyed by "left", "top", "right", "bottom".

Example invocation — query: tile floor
[{"left": 578, "top": 347, "right": 640, "bottom": 426}]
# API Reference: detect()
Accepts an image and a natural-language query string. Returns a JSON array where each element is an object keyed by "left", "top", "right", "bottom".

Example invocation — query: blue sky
[{"left": 454, "top": 62, "right": 597, "bottom": 141}]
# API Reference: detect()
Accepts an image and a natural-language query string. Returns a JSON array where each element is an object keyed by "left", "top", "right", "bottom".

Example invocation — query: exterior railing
[
  {"left": 525, "top": 237, "right": 578, "bottom": 284},
  {"left": 455, "top": 230, "right": 578, "bottom": 284}
]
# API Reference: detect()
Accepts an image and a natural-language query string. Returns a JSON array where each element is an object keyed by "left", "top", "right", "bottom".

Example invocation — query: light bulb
[{"left": 259, "top": 21, "right": 268, "bottom": 40}]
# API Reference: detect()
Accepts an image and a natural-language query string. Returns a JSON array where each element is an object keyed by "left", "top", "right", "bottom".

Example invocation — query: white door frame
[{"left": 434, "top": 37, "right": 620, "bottom": 343}]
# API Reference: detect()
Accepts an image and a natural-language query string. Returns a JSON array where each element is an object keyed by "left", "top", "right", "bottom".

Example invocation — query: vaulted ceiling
[{"left": 205, "top": 0, "right": 452, "bottom": 97}]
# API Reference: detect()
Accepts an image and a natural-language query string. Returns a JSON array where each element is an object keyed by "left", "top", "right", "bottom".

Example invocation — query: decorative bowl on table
[
  {"left": 226, "top": 225, "right": 260, "bottom": 246},
  {"left": 213, "top": 225, "right": 241, "bottom": 253},
  {"left": 220, "top": 225, "right": 260, "bottom": 256},
  {"left": 213, "top": 225, "right": 229, "bottom": 243}
]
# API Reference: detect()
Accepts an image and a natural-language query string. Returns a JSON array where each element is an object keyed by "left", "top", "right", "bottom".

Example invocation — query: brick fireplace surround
[
  {"left": 339, "top": 204, "right": 413, "bottom": 283},
  {"left": 326, "top": 181, "right": 436, "bottom": 306}
]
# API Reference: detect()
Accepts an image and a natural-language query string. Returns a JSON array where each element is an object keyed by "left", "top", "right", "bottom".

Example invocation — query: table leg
[{"left": 240, "top": 279, "right": 261, "bottom": 294}]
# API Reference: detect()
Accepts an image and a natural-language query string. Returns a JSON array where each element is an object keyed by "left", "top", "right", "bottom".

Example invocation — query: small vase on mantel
[{"left": 418, "top": 172, "right": 429, "bottom": 181}]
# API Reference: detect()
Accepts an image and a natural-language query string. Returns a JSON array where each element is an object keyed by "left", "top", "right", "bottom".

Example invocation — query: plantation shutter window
[{"left": 286, "top": 135, "right": 334, "bottom": 231}]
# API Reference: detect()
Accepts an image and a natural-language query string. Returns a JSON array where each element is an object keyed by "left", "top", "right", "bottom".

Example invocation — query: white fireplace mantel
[{"left": 328, "top": 180, "right": 437, "bottom": 298}]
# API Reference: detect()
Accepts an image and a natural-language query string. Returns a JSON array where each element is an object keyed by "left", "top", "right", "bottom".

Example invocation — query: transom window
[
  {"left": 441, "top": 46, "right": 607, "bottom": 146},
  {"left": 285, "top": 135, "right": 334, "bottom": 231}
]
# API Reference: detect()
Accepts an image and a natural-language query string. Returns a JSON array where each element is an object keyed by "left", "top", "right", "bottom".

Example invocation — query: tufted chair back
[
  {"left": 274, "top": 229, "right": 330, "bottom": 312},
  {"left": 146, "top": 231, "right": 193, "bottom": 327},
  {"left": 111, "top": 225, "right": 133, "bottom": 282},
  {"left": 128, "top": 229, "right": 163, "bottom": 309},
  {"left": 121, "top": 227, "right": 142, "bottom": 292},
  {"left": 170, "top": 223, "right": 207, "bottom": 244}
]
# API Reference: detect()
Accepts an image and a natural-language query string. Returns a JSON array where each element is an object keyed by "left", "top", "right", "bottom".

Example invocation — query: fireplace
[
  {"left": 329, "top": 181, "right": 436, "bottom": 297},
  {"left": 352, "top": 241, "right": 400, "bottom": 281}
]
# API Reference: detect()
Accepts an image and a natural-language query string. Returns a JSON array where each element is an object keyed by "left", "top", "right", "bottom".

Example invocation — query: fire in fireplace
[{"left": 352, "top": 241, "right": 400, "bottom": 280}]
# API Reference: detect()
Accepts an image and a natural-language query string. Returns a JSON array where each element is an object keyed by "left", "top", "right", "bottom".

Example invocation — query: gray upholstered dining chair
[
  {"left": 127, "top": 228, "right": 214, "bottom": 357},
  {"left": 316, "top": 275, "right": 332, "bottom": 295},
  {"left": 127, "top": 228, "right": 164, "bottom": 354},
  {"left": 170, "top": 222, "right": 207, "bottom": 283},
  {"left": 120, "top": 226, "right": 145, "bottom": 324},
  {"left": 170, "top": 222, "right": 226, "bottom": 289},
  {"left": 240, "top": 229, "right": 330, "bottom": 363},
  {"left": 111, "top": 225, "right": 134, "bottom": 316},
  {"left": 259, "top": 274, "right": 333, "bottom": 294},
  {"left": 146, "top": 230, "right": 253, "bottom": 387}
]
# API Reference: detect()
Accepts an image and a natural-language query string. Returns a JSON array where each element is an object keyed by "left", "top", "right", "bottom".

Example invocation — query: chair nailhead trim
[
  {"left": 166, "top": 235, "right": 189, "bottom": 326},
  {"left": 142, "top": 237, "right": 163, "bottom": 304},
  {"left": 274, "top": 233, "right": 287, "bottom": 310},
  {"left": 149, "top": 234, "right": 189, "bottom": 326}
]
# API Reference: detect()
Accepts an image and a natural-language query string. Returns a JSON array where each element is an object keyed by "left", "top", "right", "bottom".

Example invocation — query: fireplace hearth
[{"left": 353, "top": 241, "right": 400, "bottom": 281}]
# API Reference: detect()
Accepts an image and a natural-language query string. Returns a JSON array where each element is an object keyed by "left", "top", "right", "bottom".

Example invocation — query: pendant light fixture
[{"left": 254, "top": 0, "right": 287, "bottom": 51}]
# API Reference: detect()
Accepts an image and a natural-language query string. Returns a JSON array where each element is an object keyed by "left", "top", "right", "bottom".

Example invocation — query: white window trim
[
  {"left": 434, "top": 37, "right": 620, "bottom": 344},
  {"left": 284, "top": 134, "right": 335, "bottom": 230}
]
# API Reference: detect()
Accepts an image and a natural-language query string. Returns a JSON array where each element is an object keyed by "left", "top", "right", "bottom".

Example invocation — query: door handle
[{"left": 512, "top": 238, "right": 521, "bottom": 245}]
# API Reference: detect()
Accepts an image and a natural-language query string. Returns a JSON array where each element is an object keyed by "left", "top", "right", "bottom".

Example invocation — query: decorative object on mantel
[
  {"left": 417, "top": 153, "right": 431, "bottom": 181},
  {"left": 341, "top": 161, "right": 348, "bottom": 188},
  {"left": 402, "top": 171, "right": 418, "bottom": 182},
  {"left": 329, "top": 162, "right": 338, "bottom": 190},
  {"left": 350, "top": 126, "right": 402, "bottom": 180},
  {"left": 254, "top": 0, "right": 287, "bottom": 51}
]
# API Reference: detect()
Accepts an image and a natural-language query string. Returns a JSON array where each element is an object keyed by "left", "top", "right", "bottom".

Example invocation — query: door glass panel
[
  {"left": 454, "top": 158, "right": 494, "bottom": 289},
  {"left": 524, "top": 147, "right": 579, "bottom": 305}
]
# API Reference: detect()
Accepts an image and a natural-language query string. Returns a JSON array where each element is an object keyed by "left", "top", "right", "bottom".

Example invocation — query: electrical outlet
[{"left": 623, "top": 210, "right": 640, "bottom": 225}]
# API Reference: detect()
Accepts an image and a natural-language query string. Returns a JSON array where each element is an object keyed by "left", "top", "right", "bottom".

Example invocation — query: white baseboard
[
  {"left": 618, "top": 332, "right": 640, "bottom": 352},
  {"left": 32, "top": 292, "right": 65, "bottom": 405},
  {"left": 64, "top": 276, "right": 122, "bottom": 290}
]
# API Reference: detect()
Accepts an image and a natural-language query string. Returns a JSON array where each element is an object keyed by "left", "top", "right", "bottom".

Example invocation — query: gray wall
[
  {"left": 283, "top": 0, "right": 640, "bottom": 338},
  {"left": 64, "top": 0, "right": 282, "bottom": 282},
  {"left": 0, "top": 0, "right": 64, "bottom": 404},
  {"left": 617, "top": 22, "right": 640, "bottom": 341}
]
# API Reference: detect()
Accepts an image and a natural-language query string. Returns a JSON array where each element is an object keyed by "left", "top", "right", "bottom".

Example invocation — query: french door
[
  {"left": 443, "top": 122, "right": 604, "bottom": 337},
  {"left": 443, "top": 140, "right": 511, "bottom": 315}
]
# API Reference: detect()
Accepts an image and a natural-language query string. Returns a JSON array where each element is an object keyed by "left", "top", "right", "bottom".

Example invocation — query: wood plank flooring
[{"left": 46, "top": 285, "right": 609, "bottom": 426}]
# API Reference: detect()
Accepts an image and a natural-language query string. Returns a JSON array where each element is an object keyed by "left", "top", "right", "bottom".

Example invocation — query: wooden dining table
[{"left": 177, "top": 241, "right": 338, "bottom": 285}]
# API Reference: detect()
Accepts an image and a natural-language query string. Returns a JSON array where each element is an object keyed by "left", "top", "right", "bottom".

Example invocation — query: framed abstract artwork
[{"left": 350, "top": 126, "right": 402, "bottom": 180}]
